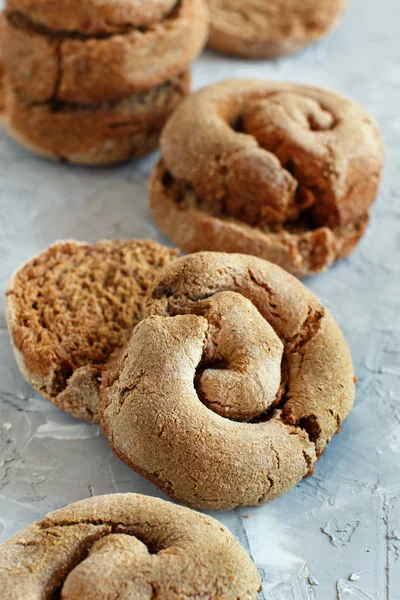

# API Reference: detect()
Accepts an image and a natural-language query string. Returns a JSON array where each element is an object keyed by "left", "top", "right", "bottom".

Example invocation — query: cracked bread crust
[
  {"left": 150, "top": 79, "right": 384, "bottom": 277},
  {"left": 206, "top": 0, "right": 346, "bottom": 58},
  {"left": 5, "top": 0, "right": 177, "bottom": 34},
  {"left": 5, "top": 240, "right": 179, "bottom": 423},
  {"left": 99, "top": 252, "right": 355, "bottom": 510},
  {"left": 0, "top": 69, "right": 190, "bottom": 164},
  {"left": 0, "top": 493, "right": 262, "bottom": 599},
  {"left": 1, "top": 0, "right": 208, "bottom": 104}
]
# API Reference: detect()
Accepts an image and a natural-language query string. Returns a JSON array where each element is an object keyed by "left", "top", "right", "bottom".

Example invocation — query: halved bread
[{"left": 5, "top": 239, "right": 179, "bottom": 422}]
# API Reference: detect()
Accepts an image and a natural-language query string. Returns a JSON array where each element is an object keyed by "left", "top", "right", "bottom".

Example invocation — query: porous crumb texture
[
  {"left": 150, "top": 79, "right": 384, "bottom": 278},
  {"left": 0, "top": 493, "right": 262, "bottom": 599},
  {"left": 206, "top": 0, "right": 347, "bottom": 58},
  {"left": 100, "top": 252, "right": 355, "bottom": 510},
  {"left": 0, "top": 0, "right": 208, "bottom": 163},
  {"left": 6, "top": 239, "right": 179, "bottom": 423}
]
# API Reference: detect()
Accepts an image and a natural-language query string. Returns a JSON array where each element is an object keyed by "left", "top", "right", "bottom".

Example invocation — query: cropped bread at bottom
[
  {"left": 150, "top": 79, "right": 384, "bottom": 277},
  {"left": 5, "top": 239, "right": 179, "bottom": 423},
  {"left": 100, "top": 252, "right": 355, "bottom": 511},
  {"left": 0, "top": 493, "right": 262, "bottom": 599}
]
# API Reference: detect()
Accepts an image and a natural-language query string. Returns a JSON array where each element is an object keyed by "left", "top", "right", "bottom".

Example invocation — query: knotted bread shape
[
  {"left": 0, "top": 494, "right": 261, "bottom": 599},
  {"left": 150, "top": 80, "right": 384, "bottom": 277},
  {"left": 100, "top": 252, "right": 355, "bottom": 510}
]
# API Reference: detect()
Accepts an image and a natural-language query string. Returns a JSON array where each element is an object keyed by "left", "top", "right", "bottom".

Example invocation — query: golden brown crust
[
  {"left": 0, "top": 70, "right": 190, "bottom": 164},
  {"left": 151, "top": 79, "right": 384, "bottom": 276},
  {"left": 6, "top": 0, "right": 177, "bottom": 34},
  {"left": 5, "top": 240, "right": 179, "bottom": 423},
  {"left": 2, "top": 0, "right": 208, "bottom": 103},
  {"left": 0, "top": 493, "right": 262, "bottom": 599},
  {"left": 206, "top": 0, "right": 347, "bottom": 58},
  {"left": 100, "top": 252, "right": 355, "bottom": 510}
]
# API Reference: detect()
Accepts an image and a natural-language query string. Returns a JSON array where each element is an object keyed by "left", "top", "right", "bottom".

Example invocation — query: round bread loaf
[
  {"left": 5, "top": 240, "right": 179, "bottom": 423},
  {"left": 150, "top": 79, "right": 384, "bottom": 277},
  {"left": 206, "top": 0, "right": 346, "bottom": 58},
  {"left": 100, "top": 252, "right": 355, "bottom": 510},
  {"left": 0, "top": 493, "right": 262, "bottom": 599}
]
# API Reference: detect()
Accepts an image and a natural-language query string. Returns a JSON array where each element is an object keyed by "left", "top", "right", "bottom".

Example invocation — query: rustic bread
[
  {"left": 1, "top": 0, "right": 208, "bottom": 104},
  {"left": 150, "top": 79, "right": 384, "bottom": 277},
  {"left": 100, "top": 252, "right": 355, "bottom": 510},
  {"left": 6, "top": 240, "right": 179, "bottom": 423},
  {"left": 0, "top": 70, "right": 190, "bottom": 164},
  {"left": 0, "top": 493, "right": 262, "bottom": 599},
  {"left": 5, "top": 0, "right": 177, "bottom": 34},
  {"left": 0, "top": 0, "right": 208, "bottom": 163},
  {"left": 206, "top": 0, "right": 346, "bottom": 58}
]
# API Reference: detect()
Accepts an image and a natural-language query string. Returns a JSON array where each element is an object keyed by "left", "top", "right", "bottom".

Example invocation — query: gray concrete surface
[{"left": 0, "top": 0, "right": 399, "bottom": 597}]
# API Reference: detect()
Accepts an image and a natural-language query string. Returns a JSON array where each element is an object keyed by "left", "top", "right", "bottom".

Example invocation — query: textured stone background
[{"left": 0, "top": 0, "right": 399, "bottom": 598}]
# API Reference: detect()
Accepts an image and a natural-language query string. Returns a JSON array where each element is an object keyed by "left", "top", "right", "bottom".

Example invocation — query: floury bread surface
[
  {"left": 0, "top": 493, "right": 262, "bottom": 599},
  {"left": 100, "top": 252, "right": 355, "bottom": 510}
]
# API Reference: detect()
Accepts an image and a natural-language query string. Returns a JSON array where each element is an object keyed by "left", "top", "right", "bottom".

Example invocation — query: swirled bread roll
[
  {"left": 100, "top": 252, "right": 355, "bottom": 510},
  {"left": 150, "top": 79, "right": 384, "bottom": 277},
  {"left": 0, "top": 493, "right": 262, "bottom": 599}
]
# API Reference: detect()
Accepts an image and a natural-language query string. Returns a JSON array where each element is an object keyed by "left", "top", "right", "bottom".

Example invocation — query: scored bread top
[{"left": 5, "top": 239, "right": 179, "bottom": 422}]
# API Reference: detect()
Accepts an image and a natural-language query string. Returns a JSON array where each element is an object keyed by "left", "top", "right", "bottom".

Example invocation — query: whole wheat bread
[{"left": 5, "top": 239, "right": 179, "bottom": 422}]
